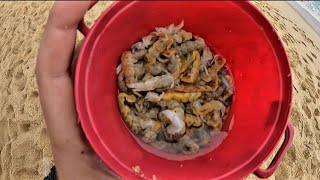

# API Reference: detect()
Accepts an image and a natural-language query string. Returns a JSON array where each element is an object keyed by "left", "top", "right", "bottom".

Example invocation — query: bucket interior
[{"left": 76, "top": 1, "right": 292, "bottom": 179}]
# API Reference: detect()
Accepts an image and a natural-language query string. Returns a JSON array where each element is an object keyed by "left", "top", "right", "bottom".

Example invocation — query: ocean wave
[{"left": 297, "top": 1, "right": 320, "bottom": 22}]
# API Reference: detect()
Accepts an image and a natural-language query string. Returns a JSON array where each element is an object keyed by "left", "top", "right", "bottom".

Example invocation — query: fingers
[
  {"left": 36, "top": 3, "right": 120, "bottom": 179},
  {"left": 36, "top": 1, "right": 90, "bottom": 152}
]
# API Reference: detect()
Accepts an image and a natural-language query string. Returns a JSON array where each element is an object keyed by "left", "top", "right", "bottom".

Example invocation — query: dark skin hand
[{"left": 36, "top": 2, "right": 118, "bottom": 180}]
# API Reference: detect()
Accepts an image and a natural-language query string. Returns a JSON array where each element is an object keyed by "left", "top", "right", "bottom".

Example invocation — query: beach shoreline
[{"left": 287, "top": 1, "right": 320, "bottom": 37}]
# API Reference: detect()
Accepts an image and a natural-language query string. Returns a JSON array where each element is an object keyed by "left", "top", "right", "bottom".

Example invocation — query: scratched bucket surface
[{"left": 75, "top": 1, "right": 294, "bottom": 179}]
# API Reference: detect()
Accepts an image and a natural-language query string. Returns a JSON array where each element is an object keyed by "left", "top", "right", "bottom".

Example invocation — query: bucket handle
[
  {"left": 254, "top": 122, "right": 294, "bottom": 178},
  {"left": 77, "top": 1, "right": 98, "bottom": 37}
]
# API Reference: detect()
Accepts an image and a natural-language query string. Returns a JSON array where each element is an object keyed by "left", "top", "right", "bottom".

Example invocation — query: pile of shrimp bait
[{"left": 117, "top": 21, "right": 234, "bottom": 154}]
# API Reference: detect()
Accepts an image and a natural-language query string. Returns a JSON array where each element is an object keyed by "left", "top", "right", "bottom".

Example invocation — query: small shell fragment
[{"left": 132, "top": 166, "right": 141, "bottom": 174}]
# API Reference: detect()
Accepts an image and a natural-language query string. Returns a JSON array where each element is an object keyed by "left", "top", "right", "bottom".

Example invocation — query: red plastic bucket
[{"left": 75, "top": 1, "right": 294, "bottom": 179}]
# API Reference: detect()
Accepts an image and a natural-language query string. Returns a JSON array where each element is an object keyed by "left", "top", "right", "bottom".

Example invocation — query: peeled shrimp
[
  {"left": 145, "top": 92, "right": 164, "bottom": 102},
  {"left": 155, "top": 21, "right": 184, "bottom": 34},
  {"left": 131, "top": 32, "right": 157, "bottom": 52},
  {"left": 132, "top": 49, "right": 147, "bottom": 60},
  {"left": 184, "top": 114, "right": 202, "bottom": 127},
  {"left": 141, "top": 73, "right": 153, "bottom": 81},
  {"left": 172, "top": 29, "right": 192, "bottom": 44},
  {"left": 118, "top": 92, "right": 137, "bottom": 103},
  {"left": 135, "top": 98, "right": 150, "bottom": 114},
  {"left": 192, "top": 100, "right": 226, "bottom": 116},
  {"left": 149, "top": 62, "right": 166, "bottom": 76},
  {"left": 157, "top": 56, "right": 170, "bottom": 64},
  {"left": 162, "top": 109, "right": 185, "bottom": 135},
  {"left": 176, "top": 36, "right": 205, "bottom": 55},
  {"left": 133, "top": 63, "right": 146, "bottom": 80},
  {"left": 171, "top": 84, "right": 214, "bottom": 92},
  {"left": 144, "top": 33, "right": 174, "bottom": 71},
  {"left": 141, "top": 108, "right": 159, "bottom": 120},
  {"left": 205, "top": 111, "right": 223, "bottom": 129},
  {"left": 157, "top": 100, "right": 185, "bottom": 110},
  {"left": 127, "top": 74, "right": 174, "bottom": 91},
  {"left": 178, "top": 54, "right": 192, "bottom": 75},
  {"left": 203, "top": 57, "right": 226, "bottom": 90},
  {"left": 201, "top": 46, "right": 213, "bottom": 74},
  {"left": 142, "top": 120, "right": 162, "bottom": 143},
  {"left": 181, "top": 51, "right": 201, "bottom": 83},
  {"left": 173, "top": 34, "right": 183, "bottom": 44},
  {"left": 118, "top": 93, "right": 141, "bottom": 134},
  {"left": 173, "top": 107, "right": 184, "bottom": 120},
  {"left": 177, "top": 29, "right": 192, "bottom": 42},
  {"left": 117, "top": 70, "right": 128, "bottom": 92},
  {"left": 131, "top": 42, "right": 145, "bottom": 51},
  {"left": 142, "top": 32, "right": 158, "bottom": 47},
  {"left": 121, "top": 51, "right": 138, "bottom": 84},
  {"left": 218, "top": 75, "right": 234, "bottom": 102},
  {"left": 162, "top": 49, "right": 181, "bottom": 76},
  {"left": 167, "top": 55, "right": 182, "bottom": 78},
  {"left": 161, "top": 92, "right": 201, "bottom": 103},
  {"left": 162, "top": 49, "right": 177, "bottom": 58}
]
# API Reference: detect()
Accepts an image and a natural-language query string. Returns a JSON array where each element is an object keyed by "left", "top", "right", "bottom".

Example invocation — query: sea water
[
  {"left": 297, "top": 1, "right": 320, "bottom": 22},
  {"left": 288, "top": 1, "right": 320, "bottom": 35}
]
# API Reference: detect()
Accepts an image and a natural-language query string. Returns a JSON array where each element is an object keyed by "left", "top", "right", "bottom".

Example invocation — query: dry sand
[{"left": 0, "top": 1, "right": 319, "bottom": 180}]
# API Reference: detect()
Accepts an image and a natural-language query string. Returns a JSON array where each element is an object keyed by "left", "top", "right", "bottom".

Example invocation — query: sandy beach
[{"left": 0, "top": 1, "right": 319, "bottom": 180}]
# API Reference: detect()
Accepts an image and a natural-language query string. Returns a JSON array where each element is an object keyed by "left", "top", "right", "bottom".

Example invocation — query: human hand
[{"left": 36, "top": 2, "right": 118, "bottom": 180}]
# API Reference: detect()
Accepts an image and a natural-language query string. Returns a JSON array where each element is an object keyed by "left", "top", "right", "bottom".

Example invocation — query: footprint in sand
[
  {"left": 288, "top": 33, "right": 296, "bottom": 41},
  {"left": 19, "top": 104, "right": 25, "bottom": 114},
  {"left": 282, "top": 34, "right": 295, "bottom": 45},
  {"left": 305, "top": 77, "right": 318, "bottom": 100},
  {"left": 303, "top": 145, "right": 312, "bottom": 159},
  {"left": 302, "top": 56, "right": 309, "bottom": 64},
  {"left": 302, "top": 105, "right": 312, "bottom": 119},
  {"left": 13, "top": 68, "right": 27, "bottom": 92},
  {"left": 279, "top": 23, "right": 286, "bottom": 31},
  {"left": 292, "top": 26, "right": 299, "bottom": 32},
  {"left": 314, "top": 117, "right": 320, "bottom": 131},
  {"left": 275, "top": 165, "right": 290, "bottom": 179},
  {"left": 310, "top": 52, "right": 317, "bottom": 59},
  {"left": 6, "top": 104, "right": 15, "bottom": 119},
  {"left": 300, "top": 82, "right": 307, "bottom": 91},
  {"left": 314, "top": 108, "right": 319, "bottom": 117},
  {"left": 28, "top": 91, "right": 39, "bottom": 99},
  {"left": 304, "top": 67, "right": 313, "bottom": 78},
  {"left": 5, "top": 60, "right": 24, "bottom": 78},
  {"left": 297, "top": 69, "right": 303, "bottom": 77},
  {"left": 302, "top": 94, "right": 314, "bottom": 117},
  {"left": 305, "top": 96, "right": 312, "bottom": 104},
  {"left": 306, "top": 54, "right": 314, "bottom": 63},
  {"left": 18, "top": 123, "right": 31, "bottom": 134},
  {"left": 7, "top": 120, "right": 18, "bottom": 140},
  {"left": 315, "top": 92, "right": 319, "bottom": 99},
  {"left": 286, "top": 144, "right": 297, "bottom": 162},
  {"left": 311, "top": 156, "right": 320, "bottom": 175},
  {"left": 288, "top": 49, "right": 302, "bottom": 66},
  {"left": 290, "top": 107, "right": 301, "bottom": 126},
  {"left": 307, "top": 90, "right": 317, "bottom": 104}
]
